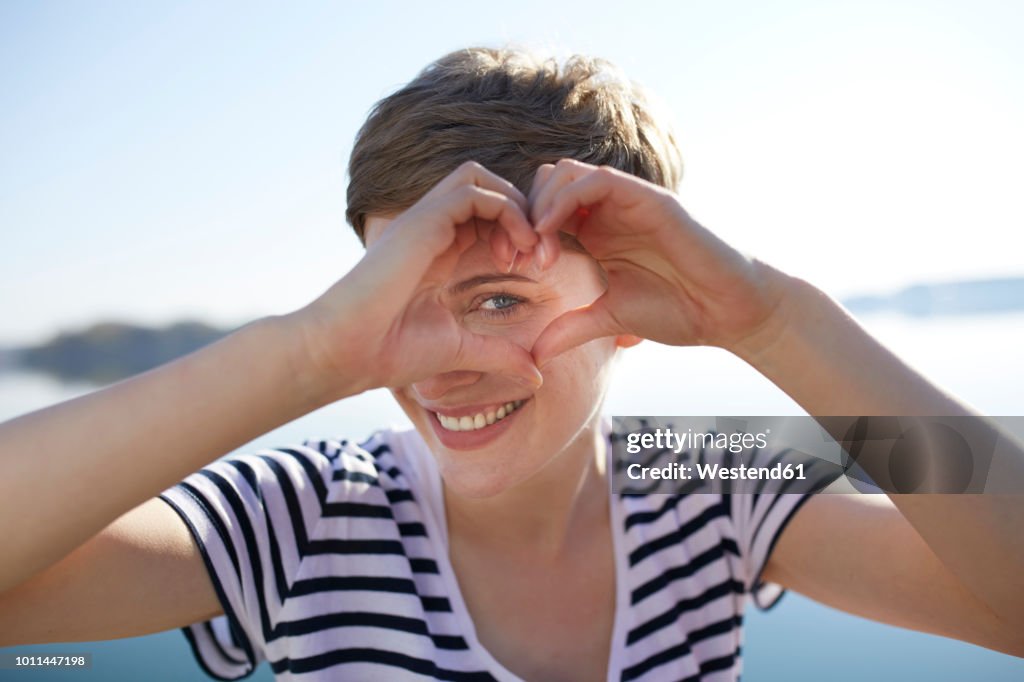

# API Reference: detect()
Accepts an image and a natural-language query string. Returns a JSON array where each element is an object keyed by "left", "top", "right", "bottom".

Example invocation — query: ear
[{"left": 615, "top": 334, "right": 643, "bottom": 349}]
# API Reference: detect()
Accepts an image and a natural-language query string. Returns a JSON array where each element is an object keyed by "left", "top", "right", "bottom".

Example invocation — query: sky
[{"left": 2, "top": 0, "right": 1023, "bottom": 346}]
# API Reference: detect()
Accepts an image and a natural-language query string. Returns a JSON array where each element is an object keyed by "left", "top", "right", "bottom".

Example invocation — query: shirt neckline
[{"left": 415, "top": 417, "right": 626, "bottom": 682}]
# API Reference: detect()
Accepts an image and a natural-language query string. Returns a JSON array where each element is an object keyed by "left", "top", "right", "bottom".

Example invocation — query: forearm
[
  {"left": 0, "top": 311, "right": 340, "bottom": 592},
  {"left": 732, "top": 269, "right": 1024, "bottom": 631}
]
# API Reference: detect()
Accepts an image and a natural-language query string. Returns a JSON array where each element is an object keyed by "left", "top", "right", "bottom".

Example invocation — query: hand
[
  {"left": 295, "top": 161, "right": 543, "bottom": 397},
  {"left": 524, "top": 159, "right": 792, "bottom": 368}
]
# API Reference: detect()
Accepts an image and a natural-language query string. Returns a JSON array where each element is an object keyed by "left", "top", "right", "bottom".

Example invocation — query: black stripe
[
  {"left": 177, "top": 482, "right": 242, "bottom": 582},
  {"left": 269, "top": 646, "right": 495, "bottom": 680},
  {"left": 696, "top": 648, "right": 740, "bottom": 677},
  {"left": 290, "top": 575, "right": 417, "bottom": 597},
  {"left": 631, "top": 539, "right": 732, "bottom": 605},
  {"left": 276, "top": 611, "right": 469, "bottom": 650},
  {"left": 275, "top": 447, "right": 330, "bottom": 501},
  {"left": 689, "top": 614, "right": 743, "bottom": 643},
  {"left": 332, "top": 468, "right": 380, "bottom": 485},
  {"left": 628, "top": 501, "right": 727, "bottom": 566},
  {"left": 622, "top": 640, "right": 691, "bottom": 681},
  {"left": 289, "top": 575, "right": 452, "bottom": 613},
  {"left": 399, "top": 521, "right": 428, "bottom": 537},
  {"left": 180, "top": 622, "right": 240, "bottom": 680},
  {"left": 197, "top": 468, "right": 278, "bottom": 646},
  {"left": 748, "top": 465, "right": 819, "bottom": 558},
  {"left": 387, "top": 488, "right": 416, "bottom": 504},
  {"left": 750, "top": 489, "right": 824, "bottom": 611},
  {"left": 621, "top": 620, "right": 742, "bottom": 681},
  {"left": 234, "top": 460, "right": 290, "bottom": 602},
  {"left": 322, "top": 501, "right": 395, "bottom": 519},
  {"left": 409, "top": 557, "right": 440, "bottom": 574},
  {"left": 304, "top": 538, "right": 408, "bottom": 556},
  {"left": 368, "top": 443, "right": 392, "bottom": 458},
  {"left": 626, "top": 579, "right": 744, "bottom": 645},
  {"left": 255, "top": 454, "right": 314, "bottom": 556},
  {"left": 202, "top": 620, "right": 247, "bottom": 667},
  {"left": 623, "top": 494, "right": 686, "bottom": 531},
  {"left": 159, "top": 492, "right": 258, "bottom": 674},
  {"left": 420, "top": 595, "right": 453, "bottom": 612}
]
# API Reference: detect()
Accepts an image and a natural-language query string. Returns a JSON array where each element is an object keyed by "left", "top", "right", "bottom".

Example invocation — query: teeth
[{"left": 436, "top": 400, "right": 525, "bottom": 432}]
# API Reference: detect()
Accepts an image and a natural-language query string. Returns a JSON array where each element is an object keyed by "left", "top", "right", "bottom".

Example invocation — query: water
[{"left": 2, "top": 312, "right": 1023, "bottom": 681}]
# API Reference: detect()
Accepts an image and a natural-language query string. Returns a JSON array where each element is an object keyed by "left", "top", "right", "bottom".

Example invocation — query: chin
[{"left": 416, "top": 427, "right": 538, "bottom": 498}]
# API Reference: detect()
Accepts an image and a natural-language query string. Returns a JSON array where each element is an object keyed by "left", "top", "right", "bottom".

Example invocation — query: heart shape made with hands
[{"left": 333, "top": 157, "right": 785, "bottom": 395}]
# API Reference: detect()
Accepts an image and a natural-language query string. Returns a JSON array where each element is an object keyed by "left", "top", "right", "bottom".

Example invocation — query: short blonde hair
[{"left": 345, "top": 46, "right": 684, "bottom": 242}]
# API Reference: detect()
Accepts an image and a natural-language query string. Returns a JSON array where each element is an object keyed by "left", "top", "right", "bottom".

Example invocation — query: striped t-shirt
[{"left": 158, "top": 416, "right": 819, "bottom": 681}]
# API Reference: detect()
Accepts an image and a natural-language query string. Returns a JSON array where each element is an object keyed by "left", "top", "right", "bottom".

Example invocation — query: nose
[{"left": 412, "top": 370, "right": 484, "bottom": 401}]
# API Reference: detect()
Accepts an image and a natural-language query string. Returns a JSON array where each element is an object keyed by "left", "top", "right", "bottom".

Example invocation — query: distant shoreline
[{"left": 1, "top": 276, "right": 1022, "bottom": 384}]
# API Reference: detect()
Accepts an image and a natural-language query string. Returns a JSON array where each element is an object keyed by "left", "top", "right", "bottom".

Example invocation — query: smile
[{"left": 434, "top": 400, "right": 525, "bottom": 432}]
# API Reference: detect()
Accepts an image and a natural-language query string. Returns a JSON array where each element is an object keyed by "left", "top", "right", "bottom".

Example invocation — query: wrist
[
  {"left": 259, "top": 310, "right": 364, "bottom": 409},
  {"left": 727, "top": 261, "right": 809, "bottom": 368}
]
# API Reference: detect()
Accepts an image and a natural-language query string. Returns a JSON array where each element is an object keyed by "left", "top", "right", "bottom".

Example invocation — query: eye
[{"left": 475, "top": 292, "right": 526, "bottom": 319}]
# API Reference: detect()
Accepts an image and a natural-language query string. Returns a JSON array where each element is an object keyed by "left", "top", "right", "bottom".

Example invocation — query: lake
[{"left": 2, "top": 311, "right": 1023, "bottom": 680}]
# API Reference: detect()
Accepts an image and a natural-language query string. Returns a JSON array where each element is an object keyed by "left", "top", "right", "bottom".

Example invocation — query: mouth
[{"left": 425, "top": 398, "right": 531, "bottom": 450}]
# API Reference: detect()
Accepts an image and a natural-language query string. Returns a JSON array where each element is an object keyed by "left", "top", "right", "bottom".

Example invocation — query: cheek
[
  {"left": 463, "top": 305, "right": 559, "bottom": 351},
  {"left": 390, "top": 388, "right": 424, "bottom": 424},
  {"left": 540, "top": 337, "right": 618, "bottom": 403}
]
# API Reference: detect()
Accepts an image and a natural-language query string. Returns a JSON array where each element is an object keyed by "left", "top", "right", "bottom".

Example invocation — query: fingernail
[
  {"left": 535, "top": 241, "right": 549, "bottom": 269},
  {"left": 515, "top": 369, "right": 543, "bottom": 389}
]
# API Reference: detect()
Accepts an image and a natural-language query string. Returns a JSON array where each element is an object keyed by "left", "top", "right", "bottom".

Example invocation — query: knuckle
[{"left": 455, "top": 184, "right": 478, "bottom": 200}]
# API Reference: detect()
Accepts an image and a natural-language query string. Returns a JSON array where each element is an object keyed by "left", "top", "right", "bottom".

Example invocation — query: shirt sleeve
[
  {"left": 722, "top": 445, "right": 841, "bottom": 611},
  {"left": 157, "top": 439, "right": 338, "bottom": 680}
]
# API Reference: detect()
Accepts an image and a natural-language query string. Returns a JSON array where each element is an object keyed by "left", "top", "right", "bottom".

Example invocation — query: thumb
[
  {"left": 452, "top": 331, "right": 544, "bottom": 390},
  {"left": 531, "top": 295, "right": 624, "bottom": 370}
]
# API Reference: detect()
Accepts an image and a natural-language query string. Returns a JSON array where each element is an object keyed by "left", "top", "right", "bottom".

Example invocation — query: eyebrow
[{"left": 446, "top": 273, "right": 537, "bottom": 296}]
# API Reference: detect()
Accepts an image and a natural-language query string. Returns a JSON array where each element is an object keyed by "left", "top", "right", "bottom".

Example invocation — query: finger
[
  {"left": 453, "top": 331, "right": 544, "bottom": 390},
  {"left": 434, "top": 160, "right": 530, "bottom": 217},
  {"left": 529, "top": 160, "right": 600, "bottom": 270},
  {"left": 527, "top": 163, "right": 556, "bottom": 208},
  {"left": 529, "top": 158, "right": 597, "bottom": 225},
  {"left": 531, "top": 294, "right": 625, "bottom": 369},
  {"left": 441, "top": 184, "right": 538, "bottom": 253},
  {"left": 534, "top": 165, "right": 620, "bottom": 240},
  {"left": 489, "top": 225, "right": 515, "bottom": 271},
  {"left": 455, "top": 218, "right": 479, "bottom": 253}
]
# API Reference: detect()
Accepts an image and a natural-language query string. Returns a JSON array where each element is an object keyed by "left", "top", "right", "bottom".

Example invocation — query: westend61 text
[
  {"left": 624, "top": 428, "right": 769, "bottom": 455},
  {"left": 627, "top": 461, "right": 808, "bottom": 481}
]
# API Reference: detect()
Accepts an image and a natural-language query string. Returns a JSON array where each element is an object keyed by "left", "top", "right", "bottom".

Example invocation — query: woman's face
[{"left": 364, "top": 214, "right": 624, "bottom": 499}]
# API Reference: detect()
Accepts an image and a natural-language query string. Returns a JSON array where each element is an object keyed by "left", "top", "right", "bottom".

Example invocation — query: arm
[
  {"left": 735, "top": 272, "right": 1024, "bottom": 654},
  {"left": 524, "top": 158, "right": 1024, "bottom": 655},
  {"left": 0, "top": 498, "right": 220, "bottom": 646},
  {"left": 0, "top": 160, "right": 539, "bottom": 597},
  {"left": 0, "top": 313, "right": 337, "bottom": 593},
  {"left": 764, "top": 494, "right": 1023, "bottom": 657}
]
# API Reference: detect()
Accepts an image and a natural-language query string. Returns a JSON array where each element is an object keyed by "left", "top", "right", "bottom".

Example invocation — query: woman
[{"left": 1, "top": 47, "right": 1021, "bottom": 681}]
